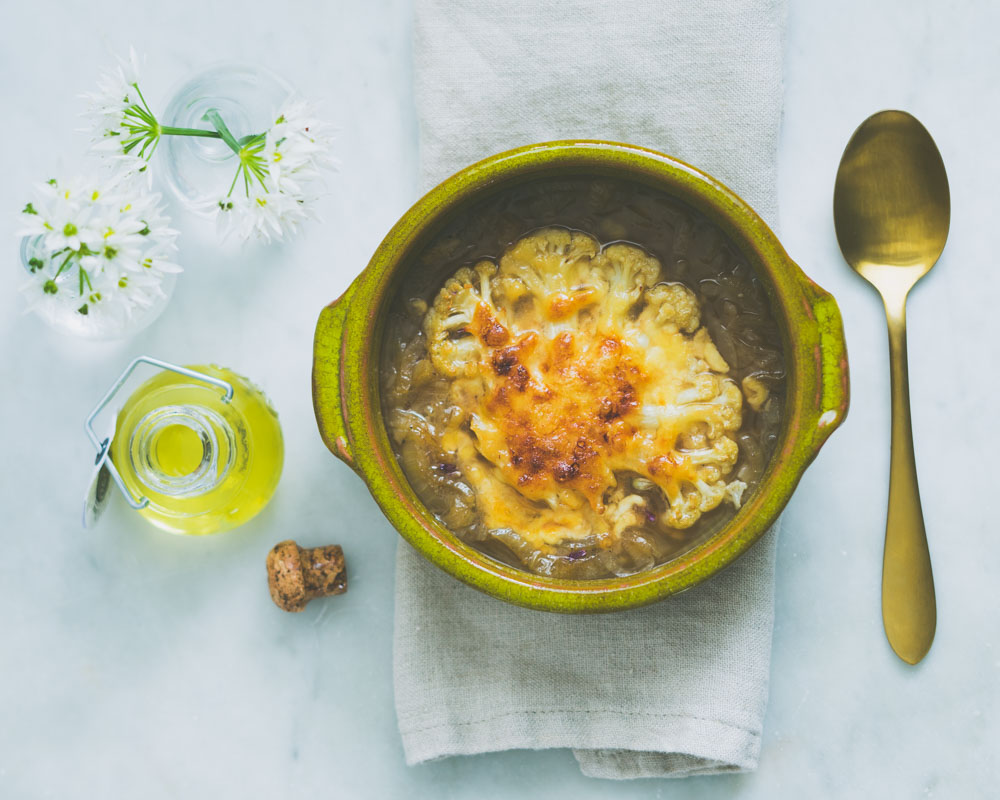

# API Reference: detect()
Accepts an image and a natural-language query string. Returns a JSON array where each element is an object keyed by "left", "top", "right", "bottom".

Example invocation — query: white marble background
[{"left": 1, "top": 1, "right": 996, "bottom": 797}]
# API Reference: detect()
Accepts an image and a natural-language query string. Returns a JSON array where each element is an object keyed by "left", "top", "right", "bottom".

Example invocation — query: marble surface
[{"left": 1, "top": 1, "right": 996, "bottom": 797}]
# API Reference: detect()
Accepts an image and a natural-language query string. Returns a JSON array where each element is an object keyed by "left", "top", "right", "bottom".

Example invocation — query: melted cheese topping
[{"left": 424, "top": 229, "right": 747, "bottom": 549}]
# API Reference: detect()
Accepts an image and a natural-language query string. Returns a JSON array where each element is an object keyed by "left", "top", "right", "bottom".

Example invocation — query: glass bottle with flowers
[
  {"left": 83, "top": 49, "right": 336, "bottom": 242},
  {"left": 17, "top": 49, "right": 336, "bottom": 339}
]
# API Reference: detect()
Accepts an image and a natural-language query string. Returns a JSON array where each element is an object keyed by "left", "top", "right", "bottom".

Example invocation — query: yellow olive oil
[
  {"left": 111, "top": 365, "right": 284, "bottom": 535},
  {"left": 155, "top": 424, "right": 204, "bottom": 476}
]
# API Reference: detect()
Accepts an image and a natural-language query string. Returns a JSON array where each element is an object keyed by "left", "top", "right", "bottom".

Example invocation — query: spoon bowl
[
  {"left": 835, "top": 111, "right": 949, "bottom": 276},
  {"left": 834, "top": 110, "right": 950, "bottom": 665}
]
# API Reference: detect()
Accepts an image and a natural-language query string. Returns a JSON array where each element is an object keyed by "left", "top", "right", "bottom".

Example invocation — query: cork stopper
[{"left": 266, "top": 540, "right": 347, "bottom": 612}]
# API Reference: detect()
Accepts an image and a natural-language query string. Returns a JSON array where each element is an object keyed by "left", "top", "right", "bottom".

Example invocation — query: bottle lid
[{"left": 82, "top": 410, "right": 117, "bottom": 528}]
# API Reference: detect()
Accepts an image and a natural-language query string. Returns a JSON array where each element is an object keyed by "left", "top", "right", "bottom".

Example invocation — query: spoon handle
[{"left": 882, "top": 298, "right": 936, "bottom": 664}]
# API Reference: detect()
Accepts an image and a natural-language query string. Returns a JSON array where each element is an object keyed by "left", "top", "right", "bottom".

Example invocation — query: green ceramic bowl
[{"left": 312, "top": 141, "right": 849, "bottom": 613}]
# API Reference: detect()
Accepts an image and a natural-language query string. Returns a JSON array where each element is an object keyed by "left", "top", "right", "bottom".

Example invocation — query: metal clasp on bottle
[{"left": 83, "top": 356, "right": 234, "bottom": 527}]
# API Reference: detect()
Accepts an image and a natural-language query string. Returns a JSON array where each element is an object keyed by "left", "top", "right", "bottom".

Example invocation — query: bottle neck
[{"left": 129, "top": 404, "right": 235, "bottom": 498}]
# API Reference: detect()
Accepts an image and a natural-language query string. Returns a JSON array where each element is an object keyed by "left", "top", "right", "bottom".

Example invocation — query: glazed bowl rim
[{"left": 316, "top": 140, "right": 848, "bottom": 613}]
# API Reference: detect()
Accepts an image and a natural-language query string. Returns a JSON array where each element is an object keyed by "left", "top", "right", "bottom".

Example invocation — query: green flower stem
[
  {"left": 79, "top": 265, "right": 93, "bottom": 296},
  {"left": 237, "top": 133, "right": 266, "bottom": 147},
  {"left": 53, "top": 250, "right": 75, "bottom": 279},
  {"left": 158, "top": 125, "right": 223, "bottom": 139},
  {"left": 202, "top": 109, "right": 243, "bottom": 155}
]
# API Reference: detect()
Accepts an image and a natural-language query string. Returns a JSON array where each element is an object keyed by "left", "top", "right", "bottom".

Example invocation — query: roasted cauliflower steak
[{"left": 421, "top": 228, "right": 748, "bottom": 549}]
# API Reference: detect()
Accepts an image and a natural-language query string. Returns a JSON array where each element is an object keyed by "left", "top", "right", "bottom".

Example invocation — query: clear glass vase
[
  {"left": 160, "top": 64, "right": 294, "bottom": 212},
  {"left": 19, "top": 236, "right": 176, "bottom": 340}
]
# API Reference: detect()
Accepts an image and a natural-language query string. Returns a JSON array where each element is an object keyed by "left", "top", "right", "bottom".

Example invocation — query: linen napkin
[{"left": 395, "top": 0, "right": 787, "bottom": 779}]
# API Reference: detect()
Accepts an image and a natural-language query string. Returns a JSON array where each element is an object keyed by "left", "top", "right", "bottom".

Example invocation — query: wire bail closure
[{"left": 85, "top": 356, "right": 234, "bottom": 511}]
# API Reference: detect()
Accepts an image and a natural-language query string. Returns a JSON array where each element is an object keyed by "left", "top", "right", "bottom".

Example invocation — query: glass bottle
[
  {"left": 160, "top": 64, "right": 294, "bottom": 211},
  {"left": 109, "top": 364, "right": 283, "bottom": 535},
  {"left": 20, "top": 235, "right": 176, "bottom": 340}
]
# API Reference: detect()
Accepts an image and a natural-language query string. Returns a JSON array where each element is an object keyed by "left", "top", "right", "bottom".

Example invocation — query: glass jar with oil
[{"left": 109, "top": 364, "right": 283, "bottom": 535}]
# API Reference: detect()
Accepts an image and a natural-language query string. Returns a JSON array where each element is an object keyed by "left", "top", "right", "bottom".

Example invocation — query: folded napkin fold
[{"left": 395, "top": 0, "right": 787, "bottom": 779}]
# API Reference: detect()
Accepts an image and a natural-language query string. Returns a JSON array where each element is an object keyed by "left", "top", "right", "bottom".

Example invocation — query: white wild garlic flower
[
  {"left": 209, "top": 98, "right": 337, "bottom": 243},
  {"left": 81, "top": 47, "right": 155, "bottom": 180},
  {"left": 18, "top": 173, "right": 181, "bottom": 327}
]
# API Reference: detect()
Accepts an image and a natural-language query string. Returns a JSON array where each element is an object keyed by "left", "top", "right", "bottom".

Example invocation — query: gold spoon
[{"left": 833, "top": 110, "right": 949, "bottom": 665}]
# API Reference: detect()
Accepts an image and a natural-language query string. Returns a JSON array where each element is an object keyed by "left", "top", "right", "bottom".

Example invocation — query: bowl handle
[
  {"left": 797, "top": 270, "right": 850, "bottom": 456},
  {"left": 312, "top": 284, "right": 357, "bottom": 469}
]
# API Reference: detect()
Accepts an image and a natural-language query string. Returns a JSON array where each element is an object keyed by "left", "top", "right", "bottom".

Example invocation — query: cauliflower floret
[
  {"left": 659, "top": 472, "right": 745, "bottom": 530},
  {"left": 725, "top": 480, "right": 747, "bottom": 509},
  {"left": 639, "top": 377, "right": 742, "bottom": 440},
  {"left": 595, "top": 243, "right": 661, "bottom": 319},
  {"left": 605, "top": 492, "right": 649, "bottom": 536},
  {"left": 495, "top": 228, "right": 602, "bottom": 318},
  {"left": 691, "top": 479, "right": 728, "bottom": 513},
  {"left": 676, "top": 372, "right": 723, "bottom": 405},
  {"left": 741, "top": 374, "right": 769, "bottom": 412},
  {"left": 660, "top": 483, "right": 701, "bottom": 529},
  {"left": 424, "top": 260, "right": 499, "bottom": 377},
  {"left": 638, "top": 374, "right": 743, "bottom": 529},
  {"left": 638, "top": 283, "right": 700, "bottom": 333},
  {"left": 684, "top": 435, "right": 739, "bottom": 471},
  {"left": 713, "top": 381, "right": 744, "bottom": 434},
  {"left": 691, "top": 327, "right": 730, "bottom": 373},
  {"left": 493, "top": 232, "right": 672, "bottom": 335},
  {"left": 679, "top": 422, "right": 709, "bottom": 450}
]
